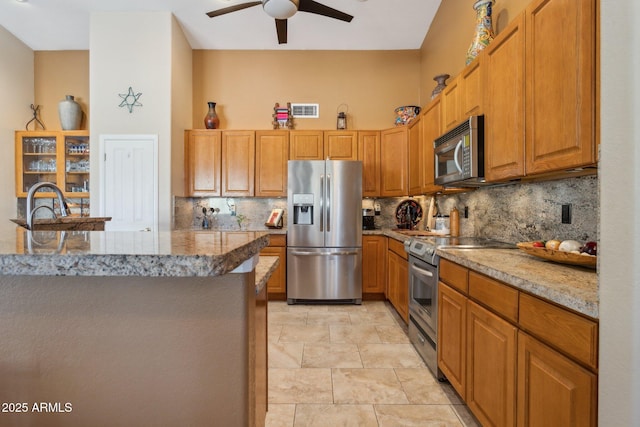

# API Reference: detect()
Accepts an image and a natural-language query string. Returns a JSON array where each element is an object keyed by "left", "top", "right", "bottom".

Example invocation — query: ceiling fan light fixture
[{"left": 263, "top": 0, "right": 299, "bottom": 19}]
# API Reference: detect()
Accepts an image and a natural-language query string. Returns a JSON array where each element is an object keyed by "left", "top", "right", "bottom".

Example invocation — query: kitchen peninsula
[{"left": 0, "top": 227, "right": 272, "bottom": 427}]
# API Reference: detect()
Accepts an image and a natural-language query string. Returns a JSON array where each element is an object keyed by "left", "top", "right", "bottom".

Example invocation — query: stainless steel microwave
[{"left": 434, "top": 115, "right": 485, "bottom": 186}]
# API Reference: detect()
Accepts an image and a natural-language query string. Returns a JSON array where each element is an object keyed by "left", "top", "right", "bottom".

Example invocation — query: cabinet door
[
  {"left": 407, "top": 118, "right": 422, "bottom": 196},
  {"left": 461, "top": 57, "right": 483, "bottom": 117},
  {"left": 517, "top": 332, "right": 597, "bottom": 427},
  {"left": 467, "top": 300, "right": 517, "bottom": 427},
  {"left": 324, "top": 131, "right": 358, "bottom": 160},
  {"left": 380, "top": 127, "right": 408, "bottom": 197},
  {"left": 261, "top": 246, "right": 286, "bottom": 294},
  {"left": 185, "top": 130, "right": 221, "bottom": 196},
  {"left": 289, "top": 130, "right": 324, "bottom": 160},
  {"left": 362, "top": 236, "right": 387, "bottom": 294},
  {"left": 255, "top": 130, "right": 289, "bottom": 197},
  {"left": 525, "top": 0, "right": 596, "bottom": 174},
  {"left": 420, "top": 98, "right": 443, "bottom": 194},
  {"left": 484, "top": 13, "right": 526, "bottom": 182},
  {"left": 358, "top": 131, "right": 381, "bottom": 197},
  {"left": 222, "top": 131, "right": 255, "bottom": 197},
  {"left": 438, "top": 282, "right": 467, "bottom": 399},
  {"left": 442, "top": 75, "right": 461, "bottom": 131},
  {"left": 386, "top": 249, "right": 408, "bottom": 323}
]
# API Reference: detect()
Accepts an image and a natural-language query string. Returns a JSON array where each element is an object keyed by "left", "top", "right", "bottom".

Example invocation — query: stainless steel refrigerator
[{"left": 287, "top": 160, "right": 363, "bottom": 304}]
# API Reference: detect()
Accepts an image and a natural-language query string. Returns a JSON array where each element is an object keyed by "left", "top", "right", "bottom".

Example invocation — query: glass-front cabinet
[{"left": 15, "top": 130, "right": 90, "bottom": 198}]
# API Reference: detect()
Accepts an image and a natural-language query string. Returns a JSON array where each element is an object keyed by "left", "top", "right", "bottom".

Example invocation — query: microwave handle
[{"left": 453, "top": 139, "right": 464, "bottom": 173}]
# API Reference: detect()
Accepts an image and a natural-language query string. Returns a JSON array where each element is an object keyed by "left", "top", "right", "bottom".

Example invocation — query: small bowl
[{"left": 394, "top": 105, "right": 421, "bottom": 126}]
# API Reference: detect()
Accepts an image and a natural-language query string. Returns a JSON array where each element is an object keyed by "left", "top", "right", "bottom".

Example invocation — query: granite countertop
[
  {"left": 0, "top": 228, "right": 269, "bottom": 277},
  {"left": 365, "top": 228, "right": 598, "bottom": 319},
  {"left": 438, "top": 248, "right": 598, "bottom": 319},
  {"left": 256, "top": 256, "right": 279, "bottom": 293}
]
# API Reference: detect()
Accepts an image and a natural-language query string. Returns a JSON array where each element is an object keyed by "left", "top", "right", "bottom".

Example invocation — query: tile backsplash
[{"left": 174, "top": 175, "right": 598, "bottom": 244}]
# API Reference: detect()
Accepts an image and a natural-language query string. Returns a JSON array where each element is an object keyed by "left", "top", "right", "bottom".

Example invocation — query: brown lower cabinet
[
  {"left": 386, "top": 238, "right": 408, "bottom": 323},
  {"left": 261, "top": 234, "right": 287, "bottom": 298},
  {"left": 438, "top": 258, "right": 598, "bottom": 427},
  {"left": 362, "top": 235, "right": 387, "bottom": 295}
]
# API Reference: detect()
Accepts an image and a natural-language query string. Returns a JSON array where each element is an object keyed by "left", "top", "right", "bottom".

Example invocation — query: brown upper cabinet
[
  {"left": 524, "top": 0, "right": 596, "bottom": 174},
  {"left": 380, "top": 126, "right": 409, "bottom": 197},
  {"left": 185, "top": 129, "right": 222, "bottom": 196},
  {"left": 358, "top": 131, "right": 381, "bottom": 197},
  {"left": 221, "top": 131, "right": 255, "bottom": 197},
  {"left": 324, "top": 131, "right": 358, "bottom": 160},
  {"left": 255, "top": 130, "right": 289, "bottom": 197},
  {"left": 483, "top": 0, "right": 596, "bottom": 182},
  {"left": 442, "top": 75, "right": 461, "bottom": 132},
  {"left": 484, "top": 13, "right": 526, "bottom": 182},
  {"left": 420, "top": 97, "right": 443, "bottom": 194},
  {"left": 185, "top": 130, "right": 255, "bottom": 197},
  {"left": 460, "top": 56, "right": 484, "bottom": 118},
  {"left": 289, "top": 130, "right": 324, "bottom": 160},
  {"left": 407, "top": 118, "right": 423, "bottom": 196},
  {"left": 289, "top": 130, "right": 358, "bottom": 161}
]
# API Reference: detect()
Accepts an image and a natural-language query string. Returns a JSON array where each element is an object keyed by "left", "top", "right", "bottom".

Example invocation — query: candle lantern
[{"left": 337, "top": 111, "right": 347, "bottom": 130}]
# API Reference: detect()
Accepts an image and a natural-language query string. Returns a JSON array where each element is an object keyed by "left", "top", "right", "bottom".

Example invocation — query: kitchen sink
[{"left": 11, "top": 217, "right": 112, "bottom": 231}]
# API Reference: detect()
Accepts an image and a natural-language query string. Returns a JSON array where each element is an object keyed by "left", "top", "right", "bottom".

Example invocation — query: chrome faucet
[{"left": 26, "top": 182, "right": 69, "bottom": 230}]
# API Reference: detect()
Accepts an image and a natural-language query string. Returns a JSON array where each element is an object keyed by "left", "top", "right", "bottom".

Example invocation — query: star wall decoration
[{"left": 118, "top": 86, "right": 142, "bottom": 113}]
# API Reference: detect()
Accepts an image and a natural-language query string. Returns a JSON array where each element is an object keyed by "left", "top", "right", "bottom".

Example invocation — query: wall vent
[{"left": 291, "top": 103, "right": 319, "bottom": 118}]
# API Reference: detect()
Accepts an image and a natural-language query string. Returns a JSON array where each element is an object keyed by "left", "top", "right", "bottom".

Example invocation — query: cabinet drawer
[
  {"left": 439, "top": 258, "right": 468, "bottom": 294},
  {"left": 519, "top": 293, "right": 598, "bottom": 370},
  {"left": 388, "top": 238, "right": 407, "bottom": 260},
  {"left": 469, "top": 271, "right": 519, "bottom": 323},
  {"left": 268, "top": 234, "right": 286, "bottom": 247}
]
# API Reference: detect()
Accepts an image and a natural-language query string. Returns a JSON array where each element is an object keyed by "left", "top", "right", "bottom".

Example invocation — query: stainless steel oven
[{"left": 407, "top": 254, "right": 443, "bottom": 380}]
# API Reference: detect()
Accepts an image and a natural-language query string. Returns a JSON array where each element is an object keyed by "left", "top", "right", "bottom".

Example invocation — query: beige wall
[
  {"left": 170, "top": 17, "right": 193, "bottom": 199},
  {"left": 0, "top": 26, "right": 33, "bottom": 220},
  {"left": 419, "top": 0, "right": 530, "bottom": 102},
  {"left": 34, "top": 51, "right": 89, "bottom": 131},
  {"left": 89, "top": 12, "right": 178, "bottom": 230},
  {"left": 192, "top": 50, "right": 422, "bottom": 130}
]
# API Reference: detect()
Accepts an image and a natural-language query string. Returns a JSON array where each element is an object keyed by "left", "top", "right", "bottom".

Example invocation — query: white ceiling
[{"left": 0, "top": 0, "right": 442, "bottom": 51}]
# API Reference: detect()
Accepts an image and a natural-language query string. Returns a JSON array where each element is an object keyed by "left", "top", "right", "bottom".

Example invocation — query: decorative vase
[
  {"left": 431, "top": 74, "right": 450, "bottom": 99},
  {"left": 466, "top": 0, "right": 495, "bottom": 65},
  {"left": 58, "top": 95, "right": 82, "bottom": 130},
  {"left": 204, "top": 102, "right": 220, "bottom": 129}
]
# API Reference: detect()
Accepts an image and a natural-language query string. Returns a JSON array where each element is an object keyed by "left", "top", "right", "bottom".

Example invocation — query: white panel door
[{"left": 100, "top": 135, "right": 158, "bottom": 231}]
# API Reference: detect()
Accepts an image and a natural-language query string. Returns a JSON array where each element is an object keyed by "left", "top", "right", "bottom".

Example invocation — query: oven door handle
[{"left": 410, "top": 264, "right": 434, "bottom": 278}]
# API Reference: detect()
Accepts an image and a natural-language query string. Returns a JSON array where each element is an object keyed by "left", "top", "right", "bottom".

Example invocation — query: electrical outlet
[{"left": 561, "top": 204, "right": 572, "bottom": 224}]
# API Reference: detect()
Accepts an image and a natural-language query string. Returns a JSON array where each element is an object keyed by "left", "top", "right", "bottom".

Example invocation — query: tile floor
[{"left": 265, "top": 300, "right": 480, "bottom": 427}]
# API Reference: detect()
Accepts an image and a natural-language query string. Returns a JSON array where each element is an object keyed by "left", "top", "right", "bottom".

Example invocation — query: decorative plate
[
  {"left": 395, "top": 200, "right": 423, "bottom": 229},
  {"left": 517, "top": 242, "right": 597, "bottom": 269}
]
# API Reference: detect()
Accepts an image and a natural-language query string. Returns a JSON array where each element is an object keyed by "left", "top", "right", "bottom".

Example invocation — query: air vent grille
[{"left": 291, "top": 103, "right": 319, "bottom": 118}]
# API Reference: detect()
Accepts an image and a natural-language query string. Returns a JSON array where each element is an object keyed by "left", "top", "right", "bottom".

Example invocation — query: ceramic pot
[
  {"left": 466, "top": 0, "right": 495, "bottom": 65},
  {"left": 204, "top": 102, "right": 220, "bottom": 129},
  {"left": 431, "top": 74, "right": 450, "bottom": 99},
  {"left": 58, "top": 95, "right": 82, "bottom": 130}
]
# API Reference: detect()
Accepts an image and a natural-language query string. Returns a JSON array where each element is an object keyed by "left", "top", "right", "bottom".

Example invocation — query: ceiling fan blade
[
  {"left": 206, "top": 1, "right": 262, "bottom": 18},
  {"left": 275, "top": 19, "right": 288, "bottom": 44},
  {"left": 298, "top": 0, "right": 353, "bottom": 22}
]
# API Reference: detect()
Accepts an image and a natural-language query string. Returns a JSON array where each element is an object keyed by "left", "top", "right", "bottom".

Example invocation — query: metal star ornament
[{"left": 118, "top": 86, "right": 142, "bottom": 113}]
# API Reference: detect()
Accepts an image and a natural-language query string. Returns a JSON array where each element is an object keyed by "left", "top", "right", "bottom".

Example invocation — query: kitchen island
[{"left": 0, "top": 227, "right": 271, "bottom": 427}]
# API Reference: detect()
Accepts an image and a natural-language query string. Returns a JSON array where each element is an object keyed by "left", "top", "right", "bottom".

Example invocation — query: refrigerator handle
[
  {"left": 320, "top": 174, "right": 324, "bottom": 232},
  {"left": 326, "top": 174, "right": 331, "bottom": 232}
]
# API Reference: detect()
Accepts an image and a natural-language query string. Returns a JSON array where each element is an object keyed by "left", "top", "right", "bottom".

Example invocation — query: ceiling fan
[{"left": 206, "top": 0, "right": 354, "bottom": 45}]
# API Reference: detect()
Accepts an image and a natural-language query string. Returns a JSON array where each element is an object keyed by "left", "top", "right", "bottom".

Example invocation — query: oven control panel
[{"left": 405, "top": 238, "right": 437, "bottom": 260}]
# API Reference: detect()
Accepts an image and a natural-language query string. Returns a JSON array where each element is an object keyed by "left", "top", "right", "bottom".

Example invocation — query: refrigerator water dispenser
[{"left": 292, "top": 193, "right": 314, "bottom": 225}]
